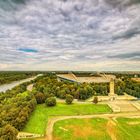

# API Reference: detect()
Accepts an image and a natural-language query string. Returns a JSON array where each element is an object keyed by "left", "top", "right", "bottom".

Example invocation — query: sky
[{"left": 0, "top": 0, "right": 140, "bottom": 71}]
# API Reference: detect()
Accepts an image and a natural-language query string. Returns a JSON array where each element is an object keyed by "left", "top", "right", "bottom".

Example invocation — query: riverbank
[{"left": 0, "top": 74, "right": 42, "bottom": 93}]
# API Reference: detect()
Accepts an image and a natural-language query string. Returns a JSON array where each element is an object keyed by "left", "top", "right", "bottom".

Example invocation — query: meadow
[{"left": 23, "top": 103, "right": 112, "bottom": 135}]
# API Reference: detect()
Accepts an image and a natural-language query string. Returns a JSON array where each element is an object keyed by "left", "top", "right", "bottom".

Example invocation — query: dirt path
[
  {"left": 106, "top": 120, "right": 117, "bottom": 140},
  {"left": 46, "top": 112, "right": 140, "bottom": 140}
]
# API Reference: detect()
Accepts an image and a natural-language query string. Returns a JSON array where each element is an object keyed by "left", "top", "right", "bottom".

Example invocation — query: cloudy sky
[{"left": 0, "top": 0, "right": 140, "bottom": 71}]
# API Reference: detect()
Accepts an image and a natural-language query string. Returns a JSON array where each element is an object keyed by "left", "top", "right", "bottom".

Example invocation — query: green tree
[
  {"left": 65, "top": 94, "right": 74, "bottom": 104},
  {"left": 93, "top": 96, "right": 98, "bottom": 104},
  {"left": 35, "top": 93, "right": 46, "bottom": 104},
  {"left": 78, "top": 88, "right": 87, "bottom": 100},
  {"left": 45, "top": 93, "right": 54, "bottom": 99},
  {"left": 45, "top": 97, "right": 56, "bottom": 107},
  {"left": 0, "top": 124, "right": 18, "bottom": 140},
  {"left": 57, "top": 90, "right": 66, "bottom": 99}
]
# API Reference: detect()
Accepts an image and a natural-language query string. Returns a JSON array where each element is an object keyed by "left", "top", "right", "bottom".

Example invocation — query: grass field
[
  {"left": 53, "top": 118, "right": 111, "bottom": 140},
  {"left": 23, "top": 103, "right": 112, "bottom": 135},
  {"left": 53, "top": 117, "right": 140, "bottom": 140},
  {"left": 116, "top": 118, "right": 140, "bottom": 140}
]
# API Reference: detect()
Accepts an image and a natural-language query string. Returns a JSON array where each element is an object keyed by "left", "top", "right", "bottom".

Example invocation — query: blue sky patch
[{"left": 18, "top": 48, "right": 38, "bottom": 53}]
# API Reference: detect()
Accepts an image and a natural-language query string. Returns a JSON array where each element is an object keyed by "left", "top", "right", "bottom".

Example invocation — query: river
[{"left": 0, "top": 74, "right": 42, "bottom": 93}]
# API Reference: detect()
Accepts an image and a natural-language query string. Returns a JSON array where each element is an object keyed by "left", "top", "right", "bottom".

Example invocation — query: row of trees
[
  {"left": 0, "top": 82, "right": 36, "bottom": 139},
  {"left": 45, "top": 95, "right": 98, "bottom": 106}
]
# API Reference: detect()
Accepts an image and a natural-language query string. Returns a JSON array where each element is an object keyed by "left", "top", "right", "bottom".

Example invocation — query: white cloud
[{"left": 0, "top": 0, "right": 140, "bottom": 71}]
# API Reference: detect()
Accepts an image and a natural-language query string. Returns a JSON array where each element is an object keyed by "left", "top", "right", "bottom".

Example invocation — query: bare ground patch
[
  {"left": 65, "top": 119, "right": 105, "bottom": 139},
  {"left": 67, "top": 125, "right": 104, "bottom": 139}
]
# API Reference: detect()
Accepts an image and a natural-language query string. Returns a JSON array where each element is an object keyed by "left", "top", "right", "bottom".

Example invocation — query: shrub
[
  {"left": 0, "top": 124, "right": 18, "bottom": 140},
  {"left": 93, "top": 96, "right": 98, "bottom": 104},
  {"left": 35, "top": 93, "right": 46, "bottom": 104},
  {"left": 65, "top": 94, "right": 74, "bottom": 104},
  {"left": 45, "top": 97, "right": 56, "bottom": 107}
]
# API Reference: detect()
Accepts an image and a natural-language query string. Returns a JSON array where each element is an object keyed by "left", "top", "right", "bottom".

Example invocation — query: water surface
[{"left": 0, "top": 75, "right": 41, "bottom": 92}]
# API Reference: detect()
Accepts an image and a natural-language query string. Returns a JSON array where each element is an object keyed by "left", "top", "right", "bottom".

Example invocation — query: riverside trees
[
  {"left": 0, "top": 83, "right": 36, "bottom": 139},
  {"left": 0, "top": 71, "right": 37, "bottom": 85}
]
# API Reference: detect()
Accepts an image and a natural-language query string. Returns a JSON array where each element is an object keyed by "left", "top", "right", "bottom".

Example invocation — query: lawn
[
  {"left": 23, "top": 103, "right": 112, "bottom": 135},
  {"left": 116, "top": 117, "right": 140, "bottom": 140},
  {"left": 53, "top": 118, "right": 111, "bottom": 140}
]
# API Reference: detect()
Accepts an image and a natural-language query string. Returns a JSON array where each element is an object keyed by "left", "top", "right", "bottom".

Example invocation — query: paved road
[{"left": 46, "top": 112, "right": 140, "bottom": 140}]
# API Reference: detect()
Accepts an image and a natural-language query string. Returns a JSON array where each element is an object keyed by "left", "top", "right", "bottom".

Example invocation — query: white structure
[{"left": 109, "top": 78, "right": 115, "bottom": 96}]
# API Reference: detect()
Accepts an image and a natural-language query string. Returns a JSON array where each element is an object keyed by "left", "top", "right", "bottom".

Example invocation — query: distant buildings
[{"left": 57, "top": 73, "right": 115, "bottom": 83}]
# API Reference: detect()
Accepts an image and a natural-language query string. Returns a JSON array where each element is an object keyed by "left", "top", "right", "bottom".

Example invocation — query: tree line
[{"left": 0, "top": 82, "right": 36, "bottom": 139}]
